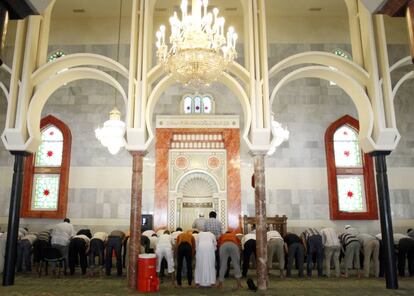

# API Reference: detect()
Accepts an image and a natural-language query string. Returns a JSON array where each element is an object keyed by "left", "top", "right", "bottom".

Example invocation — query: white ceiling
[{"left": 51, "top": 0, "right": 348, "bottom": 19}]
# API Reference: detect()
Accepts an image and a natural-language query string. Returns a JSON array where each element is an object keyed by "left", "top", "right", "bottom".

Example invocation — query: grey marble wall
[{"left": 0, "top": 43, "right": 413, "bottom": 232}]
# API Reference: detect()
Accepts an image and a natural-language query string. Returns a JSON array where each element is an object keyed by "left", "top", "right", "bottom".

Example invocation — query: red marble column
[
  {"left": 252, "top": 151, "right": 268, "bottom": 290},
  {"left": 128, "top": 151, "right": 146, "bottom": 289}
]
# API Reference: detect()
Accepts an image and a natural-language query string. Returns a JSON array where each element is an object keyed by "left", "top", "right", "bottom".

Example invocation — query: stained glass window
[
  {"left": 35, "top": 126, "right": 63, "bottom": 167},
  {"left": 22, "top": 115, "right": 71, "bottom": 219},
  {"left": 337, "top": 175, "right": 366, "bottom": 212},
  {"left": 47, "top": 50, "right": 66, "bottom": 62},
  {"left": 194, "top": 96, "right": 201, "bottom": 113},
  {"left": 332, "top": 48, "right": 352, "bottom": 60},
  {"left": 203, "top": 96, "right": 212, "bottom": 113},
  {"left": 31, "top": 174, "right": 60, "bottom": 210},
  {"left": 184, "top": 96, "right": 192, "bottom": 114},
  {"left": 333, "top": 126, "right": 362, "bottom": 167},
  {"left": 181, "top": 94, "right": 215, "bottom": 114},
  {"left": 325, "top": 115, "right": 377, "bottom": 220}
]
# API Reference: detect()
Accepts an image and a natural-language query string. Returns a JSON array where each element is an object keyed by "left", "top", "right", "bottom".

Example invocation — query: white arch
[
  {"left": 0, "top": 83, "right": 8, "bottom": 102},
  {"left": 270, "top": 66, "right": 375, "bottom": 153},
  {"left": 392, "top": 71, "right": 414, "bottom": 99},
  {"left": 0, "top": 63, "right": 12, "bottom": 102},
  {"left": 144, "top": 73, "right": 252, "bottom": 149},
  {"left": 25, "top": 67, "right": 127, "bottom": 152},
  {"left": 31, "top": 53, "right": 130, "bottom": 86},
  {"left": 389, "top": 56, "right": 412, "bottom": 73},
  {"left": 175, "top": 170, "right": 221, "bottom": 194},
  {"left": 269, "top": 52, "right": 369, "bottom": 86}
]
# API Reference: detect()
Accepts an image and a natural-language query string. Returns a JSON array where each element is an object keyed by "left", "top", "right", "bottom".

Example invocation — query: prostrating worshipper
[
  {"left": 76, "top": 229, "right": 92, "bottom": 239},
  {"left": 267, "top": 229, "right": 285, "bottom": 278},
  {"left": 88, "top": 231, "right": 108, "bottom": 275},
  {"left": 68, "top": 233, "right": 90, "bottom": 275},
  {"left": 141, "top": 235, "right": 151, "bottom": 254},
  {"left": 105, "top": 230, "right": 126, "bottom": 276},
  {"left": 16, "top": 231, "right": 38, "bottom": 272},
  {"left": 157, "top": 228, "right": 167, "bottom": 237},
  {"left": 171, "top": 227, "right": 183, "bottom": 248},
  {"left": 300, "top": 228, "right": 323, "bottom": 278},
  {"left": 175, "top": 230, "right": 196, "bottom": 287},
  {"left": 33, "top": 229, "right": 51, "bottom": 266},
  {"left": 195, "top": 231, "right": 217, "bottom": 287},
  {"left": 356, "top": 233, "right": 380, "bottom": 278},
  {"left": 241, "top": 230, "right": 256, "bottom": 277},
  {"left": 283, "top": 232, "right": 304, "bottom": 278},
  {"left": 217, "top": 231, "right": 242, "bottom": 289},
  {"left": 339, "top": 228, "right": 361, "bottom": 277},
  {"left": 156, "top": 230, "right": 175, "bottom": 283},
  {"left": 320, "top": 227, "right": 341, "bottom": 278},
  {"left": 396, "top": 233, "right": 414, "bottom": 277},
  {"left": 192, "top": 213, "right": 207, "bottom": 231},
  {"left": 51, "top": 218, "right": 75, "bottom": 265},
  {"left": 142, "top": 229, "right": 157, "bottom": 252}
]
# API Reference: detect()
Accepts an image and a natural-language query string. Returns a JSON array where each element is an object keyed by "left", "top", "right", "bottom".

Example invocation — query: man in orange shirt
[
  {"left": 216, "top": 231, "right": 242, "bottom": 289},
  {"left": 175, "top": 230, "right": 196, "bottom": 287}
]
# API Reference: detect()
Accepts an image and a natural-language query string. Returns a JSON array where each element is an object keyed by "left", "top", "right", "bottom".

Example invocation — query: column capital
[
  {"left": 369, "top": 150, "right": 391, "bottom": 157},
  {"left": 129, "top": 150, "right": 148, "bottom": 157},
  {"left": 249, "top": 150, "right": 267, "bottom": 157},
  {"left": 10, "top": 151, "right": 32, "bottom": 156}
]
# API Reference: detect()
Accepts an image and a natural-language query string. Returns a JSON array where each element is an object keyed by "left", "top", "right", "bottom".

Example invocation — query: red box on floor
[{"left": 137, "top": 254, "right": 159, "bottom": 292}]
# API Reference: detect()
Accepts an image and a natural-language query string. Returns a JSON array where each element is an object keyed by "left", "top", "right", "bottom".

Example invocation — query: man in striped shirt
[
  {"left": 33, "top": 229, "right": 51, "bottom": 265},
  {"left": 339, "top": 227, "right": 361, "bottom": 277},
  {"left": 300, "top": 228, "right": 323, "bottom": 278}
]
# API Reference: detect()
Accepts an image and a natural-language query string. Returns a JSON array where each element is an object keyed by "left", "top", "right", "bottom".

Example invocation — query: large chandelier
[
  {"left": 155, "top": 0, "right": 238, "bottom": 88},
  {"left": 267, "top": 113, "right": 289, "bottom": 156},
  {"left": 95, "top": 107, "right": 126, "bottom": 155}
]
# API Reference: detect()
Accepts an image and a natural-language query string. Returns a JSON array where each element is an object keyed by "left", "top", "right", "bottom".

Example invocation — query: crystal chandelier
[
  {"left": 95, "top": 108, "right": 126, "bottom": 155},
  {"left": 95, "top": 0, "right": 126, "bottom": 155},
  {"left": 155, "top": 0, "right": 238, "bottom": 88},
  {"left": 267, "top": 114, "right": 289, "bottom": 156}
]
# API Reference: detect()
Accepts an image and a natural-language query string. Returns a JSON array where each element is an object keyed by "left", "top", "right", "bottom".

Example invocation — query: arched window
[
  {"left": 181, "top": 94, "right": 215, "bottom": 114},
  {"left": 47, "top": 50, "right": 66, "bottom": 62},
  {"left": 325, "top": 115, "right": 377, "bottom": 220},
  {"left": 21, "top": 115, "right": 72, "bottom": 218}
]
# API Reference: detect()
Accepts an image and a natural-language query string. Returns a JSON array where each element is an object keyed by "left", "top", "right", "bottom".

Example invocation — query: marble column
[
  {"left": 128, "top": 151, "right": 146, "bottom": 289},
  {"left": 251, "top": 151, "right": 268, "bottom": 290}
]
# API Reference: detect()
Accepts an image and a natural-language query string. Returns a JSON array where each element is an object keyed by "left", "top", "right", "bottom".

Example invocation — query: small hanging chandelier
[
  {"left": 155, "top": 0, "right": 238, "bottom": 88},
  {"left": 95, "top": 107, "right": 126, "bottom": 155},
  {"left": 267, "top": 114, "right": 289, "bottom": 156},
  {"left": 95, "top": 0, "right": 126, "bottom": 155}
]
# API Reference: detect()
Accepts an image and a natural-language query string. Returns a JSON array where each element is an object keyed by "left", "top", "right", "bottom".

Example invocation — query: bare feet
[{"left": 216, "top": 282, "right": 223, "bottom": 288}]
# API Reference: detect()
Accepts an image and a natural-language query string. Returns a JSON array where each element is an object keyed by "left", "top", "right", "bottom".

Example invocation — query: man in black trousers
[
  {"left": 284, "top": 232, "right": 304, "bottom": 278},
  {"left": 68, "top": 234, "right": 90, "bottom": 275},
  {"left": 105, "top": 230, "right": 125, "bottom": 276}
]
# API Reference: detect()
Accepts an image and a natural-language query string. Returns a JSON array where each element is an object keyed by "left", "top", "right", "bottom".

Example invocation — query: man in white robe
[{"left": 195, "top": 231, "right": 217, "bottom": 287}]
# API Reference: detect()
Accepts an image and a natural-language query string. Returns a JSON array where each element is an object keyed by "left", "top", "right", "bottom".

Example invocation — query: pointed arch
[
  {"left": 325, "top": 115, "right": 377, "bottom": 220},
  {"left": 21, "top": 115, "right": 72, "bottom": 218}
]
